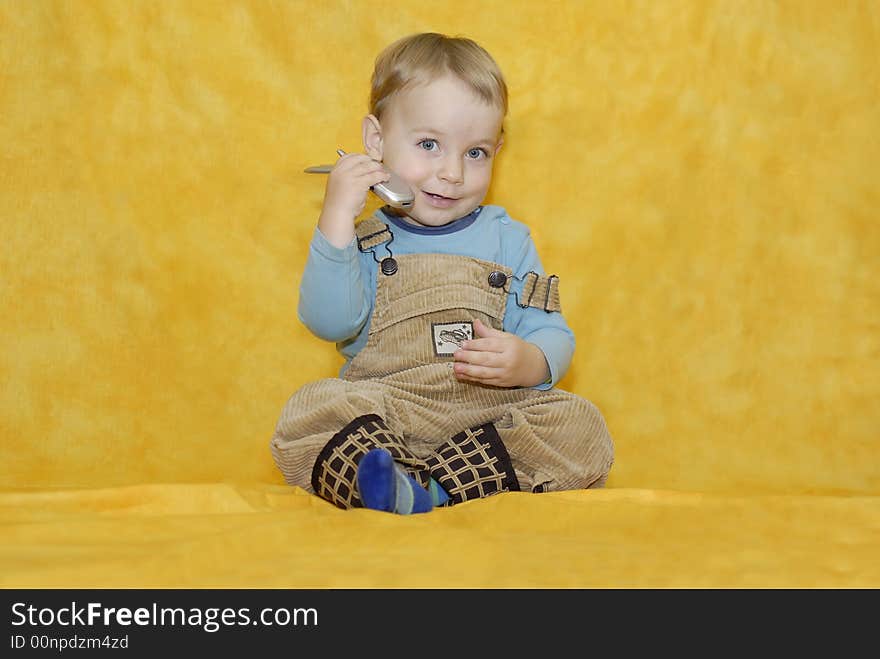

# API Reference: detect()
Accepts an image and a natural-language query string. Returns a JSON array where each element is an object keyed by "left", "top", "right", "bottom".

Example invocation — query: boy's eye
[
  {"left": 418, "top": 139, "right": 438, "bottom": 151},
  {"left": 467, "top": 148, "right": 487, "bottom": 159}
]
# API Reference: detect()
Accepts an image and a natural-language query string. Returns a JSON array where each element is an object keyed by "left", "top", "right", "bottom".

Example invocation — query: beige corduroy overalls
[{"left": 270, "top": 217, "right": 614, "bottom": 508}]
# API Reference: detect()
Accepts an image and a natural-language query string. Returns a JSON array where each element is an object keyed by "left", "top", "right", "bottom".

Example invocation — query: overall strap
[
  {"left": 355, "top": 215, "right": 562, "bottom": 312},
  {"left": 355, "top": 216, "right": 392, "bottom": 251},
  {"left": 519, "top": 272, "right": 562, "bottom": 313}
]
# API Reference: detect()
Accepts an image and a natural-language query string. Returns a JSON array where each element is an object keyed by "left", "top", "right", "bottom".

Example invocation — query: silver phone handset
[{"left": 304, "top": 149, "right": 415, "bottom": 209}]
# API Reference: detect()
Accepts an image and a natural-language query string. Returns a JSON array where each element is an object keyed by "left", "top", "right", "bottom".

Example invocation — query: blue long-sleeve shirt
[{"left": 298, "top": 205, "right": 575, "bottom": 389}]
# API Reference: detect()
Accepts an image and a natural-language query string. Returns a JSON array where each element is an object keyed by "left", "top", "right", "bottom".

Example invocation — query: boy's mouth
[{"left": 423, "top": 191, "right": 459, "bottom": 208}]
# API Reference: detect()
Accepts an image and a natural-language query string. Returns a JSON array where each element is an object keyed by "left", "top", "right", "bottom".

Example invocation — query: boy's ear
[
  {"left": 494, "top": 135, "right": 504, "bottom": 156},
  {"left": 362, "top": 114, "right": 383, "bottom": 160}
]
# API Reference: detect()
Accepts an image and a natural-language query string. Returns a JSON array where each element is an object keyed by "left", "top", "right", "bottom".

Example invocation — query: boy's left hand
[{"left": 452, "top": 318, "right": 550, "bottom": 388}]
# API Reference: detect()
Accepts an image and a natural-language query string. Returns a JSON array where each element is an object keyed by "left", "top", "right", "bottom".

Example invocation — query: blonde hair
[{"left": 369, "top": 33, "right": 508, "bottom": 120}]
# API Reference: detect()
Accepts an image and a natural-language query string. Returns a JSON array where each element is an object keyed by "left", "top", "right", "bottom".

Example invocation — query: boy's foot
[
  {"left": 357, "top": 448, "right": 433, "bottom": 514},
  {"left": 428, "top": 477, "right": 451, "bottom": 506}
]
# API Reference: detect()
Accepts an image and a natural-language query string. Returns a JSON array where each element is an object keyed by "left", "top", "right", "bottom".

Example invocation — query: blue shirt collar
[{"left": 379, "top": 206, "right": 483, "bottom": 236}]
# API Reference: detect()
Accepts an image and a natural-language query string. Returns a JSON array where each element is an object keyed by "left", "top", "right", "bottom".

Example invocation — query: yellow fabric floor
[
  {"left": 2, "top": 1, "right": 878, "bottom": 588},
  {"left": 3, "top": 484, "right": 878, "bottom": 588}
]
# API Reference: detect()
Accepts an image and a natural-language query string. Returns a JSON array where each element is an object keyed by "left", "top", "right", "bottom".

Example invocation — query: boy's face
[{"left": 365, "top": 75, "right": 504, "bottom": 227}]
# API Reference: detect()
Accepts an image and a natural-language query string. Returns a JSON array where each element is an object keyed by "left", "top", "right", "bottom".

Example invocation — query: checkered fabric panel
[
  {"left": 425, "top": 422, "right": 520, "bottom": 505},
  {"left": 310, "top": 414, "right": 430, "bottom": 510}
]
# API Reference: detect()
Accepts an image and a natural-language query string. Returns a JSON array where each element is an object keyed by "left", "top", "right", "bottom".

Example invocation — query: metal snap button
[
  {"left": 380, "top": 257, "right": 398, "bottom": 276},
  {"left": 488, "top": 271, "right": 507, "bottom": 288}
]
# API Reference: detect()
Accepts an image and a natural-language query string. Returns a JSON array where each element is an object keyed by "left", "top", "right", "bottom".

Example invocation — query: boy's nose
[{"left": 438, "top": 156, "right": 463, "bottom": 184}]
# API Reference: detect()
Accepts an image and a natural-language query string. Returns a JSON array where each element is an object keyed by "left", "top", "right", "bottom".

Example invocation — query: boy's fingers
[
  {"left": 454, "top": 349, "right": 501, "bottom": 367},
  {"left": 334, "top": 153, "right": 379, "bottom": 171},
  {"left": 473, "top": 318, "right": 505, "bottom": 338},
  {"left": 453, "top": 362, "right": 500, "bottom": 382},
  {"left": 460, "top": 338, "right": 504, "bottom": 353},
  {"left": 371, "top": 168, "right": 390, "bottom": 178},
  {"left": 340, "top": 156, "right": 374, "bottom": 171},
  {"left": 335, "top": 159, "right": 389, "bottom": 187}
]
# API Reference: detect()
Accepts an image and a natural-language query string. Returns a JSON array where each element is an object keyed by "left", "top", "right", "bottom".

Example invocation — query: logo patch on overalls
[{"left": 432, "top": 322, "right": 473, "bottom": 357}]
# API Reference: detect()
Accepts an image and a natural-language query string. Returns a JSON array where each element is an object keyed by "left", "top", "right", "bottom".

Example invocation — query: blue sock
[
  {"left": 428, "top": 478, "right": 450, "bottom": 506},
  {"left": 357, "top": 448, "right": 433, "bottom": 514}
]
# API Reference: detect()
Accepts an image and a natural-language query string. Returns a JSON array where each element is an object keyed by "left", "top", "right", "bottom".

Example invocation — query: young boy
[{"left": 270, "top": 32, "right": 613, "bottom": 514}]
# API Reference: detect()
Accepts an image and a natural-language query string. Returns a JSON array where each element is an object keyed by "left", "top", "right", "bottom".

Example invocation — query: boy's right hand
[{"left": 318, "top": 152, "right": 390, "bottom": 249}]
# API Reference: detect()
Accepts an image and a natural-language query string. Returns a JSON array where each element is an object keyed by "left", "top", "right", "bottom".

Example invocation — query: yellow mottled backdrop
[
  {"left": 2, "top": 0, "right": 879, "bottom": 589},
  {"left": 2, "top": 1, "right": 880, "bottom": 591},
  {"left": 1, "top": 0, "right": 878, "bottom": 496}
]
